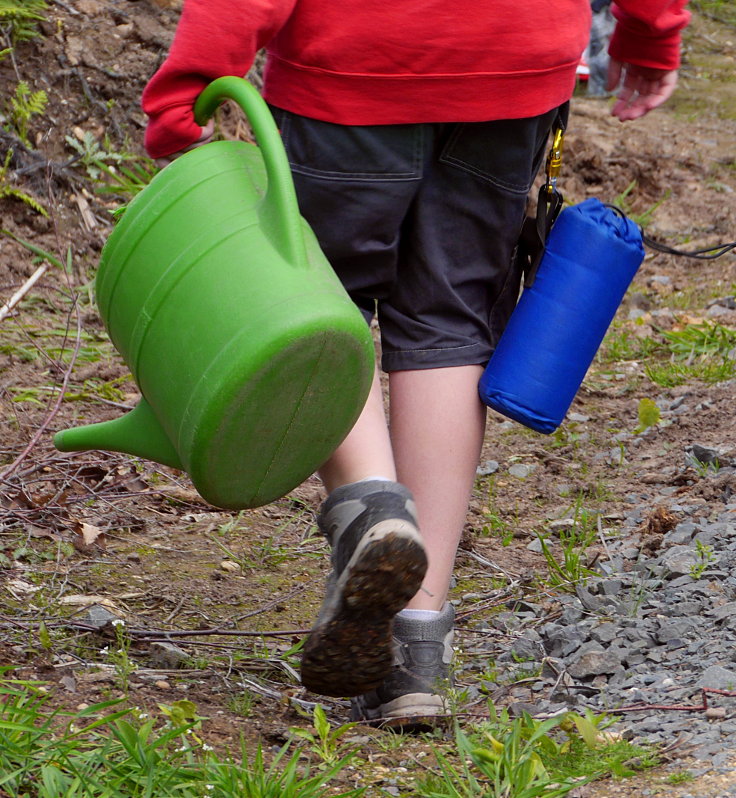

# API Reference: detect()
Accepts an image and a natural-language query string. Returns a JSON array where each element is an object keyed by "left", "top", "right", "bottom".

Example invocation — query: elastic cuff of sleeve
[
  {"left": 608, "top": 28, "right": 682, "bottom": 71},
  {"left": 144, "top": 106, "right": 202, "bottom": 160}
]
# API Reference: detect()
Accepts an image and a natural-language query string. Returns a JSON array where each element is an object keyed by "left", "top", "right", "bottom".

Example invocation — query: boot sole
[
  {"left": 301, "top": 521, "right": 427, "bottom": 697},
  {"left": 351, "top": 692, "right": 450, "bottom": 732}
]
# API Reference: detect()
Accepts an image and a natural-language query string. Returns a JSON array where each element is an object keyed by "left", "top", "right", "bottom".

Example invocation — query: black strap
[
  {"left": 603, "top": 203, "right": 736, "bottom": 260},
  {"left": 519, "top": 184, "right": 563, "bottom": 288},
  {"left": 641, "top": 234, "right": 736, "bottom": 260},
  {"left": 518, "top": 107, "right": 568, "bottom": 288}
]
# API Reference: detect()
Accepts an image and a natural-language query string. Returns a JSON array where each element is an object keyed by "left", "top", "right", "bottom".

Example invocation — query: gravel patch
[{"left": 460, "top": 439, "right": 736, "bottom": 771}]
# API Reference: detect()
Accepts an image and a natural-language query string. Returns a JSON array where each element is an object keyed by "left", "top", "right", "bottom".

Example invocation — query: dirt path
[{"left": 1, "top": 2, "right": 735, "bottom": 795}]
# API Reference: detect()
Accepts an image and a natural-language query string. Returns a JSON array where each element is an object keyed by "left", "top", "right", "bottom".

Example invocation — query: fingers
[
  {"left": 154, "top": 119, "right": 216, "bottom": 168},
  {"left": 609, "top": 62, "right": 679, "bottom": 122},
  {"left": 195, "top": 118, "right": 216, "bottom": 144},
  {"left": 606, "top": 58, "right": 623, "bottom": 93}
]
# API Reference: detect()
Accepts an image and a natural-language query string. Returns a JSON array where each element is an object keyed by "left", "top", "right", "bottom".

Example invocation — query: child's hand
[
  {"left": 154, "top": 119, "right": 215, "bottom": 168},
  {"left": 607, "top": 59, "right": 679, "bottom": 121}
]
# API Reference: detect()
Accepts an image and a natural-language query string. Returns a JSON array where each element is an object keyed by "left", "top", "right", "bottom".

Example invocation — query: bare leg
[
  {"left": 318, "top": 367, "right": 396, "bottom": 492},
  {"left": 308, "top": 365, "right": 425, "bottom": 698},
  {"left": 310, "top": 364, "right": 483, "bottom": 703},
  {"left": 319, "top": 364, "right": 485, "bottom": 610},
  {"left": 389, "top": 365, "right": 486, "bottom": 610}
]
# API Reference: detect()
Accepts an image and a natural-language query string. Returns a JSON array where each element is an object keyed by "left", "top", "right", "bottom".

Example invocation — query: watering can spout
[{"left": 53, "top": 398, "right": 184, "bottom": 470}]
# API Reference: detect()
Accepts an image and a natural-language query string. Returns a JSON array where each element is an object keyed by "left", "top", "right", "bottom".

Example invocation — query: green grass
[
  {"left": 646, "top": 320, "right": 736, "bottom": 386},
  {"left": 64, "top": 132, "right": 159, "bottom": 205},
  {"left": 666, "top": 769, "right": 695, "bottom": 785},
  {"left": 536, "top": 500, "right": 601, "bottom": 592},
  {"left": 691, "top": 0, "right": 736, "bottom": 24},
  {"left": 0, "top": 676, "right": 363, "bottom": 797},
  {"left": 420, "top": 707, "right": 655, "bottom": 798},
  {"left": 599, "top": 324, "right": 664, "bottom": 364},
  {"left": 600, "top": 320, "right": 736, "bottom": 388}
]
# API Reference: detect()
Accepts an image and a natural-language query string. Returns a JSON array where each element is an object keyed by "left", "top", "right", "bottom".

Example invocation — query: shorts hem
[{"left": 381, "top": 343, "right": 490, "bottom": 372}]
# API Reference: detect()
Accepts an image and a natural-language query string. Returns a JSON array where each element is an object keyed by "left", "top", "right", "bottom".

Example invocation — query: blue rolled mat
[{"left": 479, "top": 197, "right": 645, "bottom": 433}]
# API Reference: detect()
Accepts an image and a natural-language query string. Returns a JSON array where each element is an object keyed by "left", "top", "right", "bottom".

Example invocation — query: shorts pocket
[
  {"left": 439, "top": 110, "right": 559, "bottom": 195},
  {"left": 269, "top": 105, "right": 423, "bottom": 182}
]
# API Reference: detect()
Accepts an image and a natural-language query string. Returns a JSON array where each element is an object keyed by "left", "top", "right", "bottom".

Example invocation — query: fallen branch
[
  {"left": 0, "top": 240, "right": 82, "bottom": 483},
  {"left": 596, "top": 686, "right": 736, "bottom": 714},
  {"left": 0, "top": 262, "right": 49, "bottom": 322},
  {"left": 0, "top": 616, "right": 309, "bottom": 639}
]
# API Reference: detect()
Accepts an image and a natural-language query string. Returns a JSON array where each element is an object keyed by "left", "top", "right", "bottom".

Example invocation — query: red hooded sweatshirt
[{"left": 142, "top": 0, "right": 690, "bottom": 159}]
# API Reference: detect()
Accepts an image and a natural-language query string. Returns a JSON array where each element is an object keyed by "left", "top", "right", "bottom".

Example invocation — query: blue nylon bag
[{"left": 478, "top": 197, "right": 645, "bottom": 433}]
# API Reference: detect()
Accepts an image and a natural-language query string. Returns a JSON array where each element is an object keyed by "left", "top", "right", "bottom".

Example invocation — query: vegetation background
[{"left": 0, "top": 1, "right": 735, "bottom": 795}]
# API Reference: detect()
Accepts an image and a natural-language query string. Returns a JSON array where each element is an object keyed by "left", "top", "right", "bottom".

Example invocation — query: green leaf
[
  {"left": 635, "top": 397, "right": 660, "bottom": 433},
  {"left": 313, "top": 703, "right": 330, "bottom": 740},
  {"left": 0, "top": 230, "right": 63, "bottom": 268},
  {"left": 38, "top": 622, "right": 51, "bottom": 651},
  {"left": 572, "top": 713, "right": 601, "bottom": 749}
]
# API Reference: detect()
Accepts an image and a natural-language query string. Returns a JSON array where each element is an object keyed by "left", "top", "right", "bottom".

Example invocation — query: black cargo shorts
[{"left": 269, "top": 104, "right": 565, "bottom": 372}]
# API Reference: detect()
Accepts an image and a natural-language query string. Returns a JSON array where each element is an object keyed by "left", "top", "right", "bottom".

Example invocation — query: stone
[
  {"left": 655, "top": 619, "right": 698, "bottom": 643},
  {"left": 575, "top": 585, "right": 607, "bottom": 612},
  {"left": 591, "top": 622, "right": 619, "bottom": 644},
  {"left": 82, "top": 605, "right": 124, "bottom": 629},
  {"left": 695, "top": 665, "right": 736, "bottom": 691},
  {"left": 568, "top": 649, "right": 622, "bottom": 679},
  {"left": 77, "top": 0, "right": 105, "bottom": 12},
  {"left": 659, "top": 546, "right": 700, "bottom": 577},
  {"left": 708, "top": 602, "right": 736, "bottom": 623},
  {"left": 148, "top": 641, "right": 190, "bottom": 669},
  {"left": 509, "top": 463, "right": 535, "bottom": 479},
  {"left": 510, "top": 631, "right": 544, "bottom": 662},
  {"left": 477, "top": 459, "right": 499, "bottom": 476},
  {"left": 664, "top": 522, "right": 699, "bottom": 545},
  {"left": 542, "top": 624, "right": 584, "bottom": 658},
  {"left": 685, "top": 444, "right": 732, "bottom": 470}
]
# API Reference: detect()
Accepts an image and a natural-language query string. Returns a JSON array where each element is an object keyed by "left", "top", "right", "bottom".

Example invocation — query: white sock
[
  {"left": 398, "top": 608, "right": 441, "bottom": 621},
  {"left": 357, "top": 476, "right": 394, "bottom": 483}
]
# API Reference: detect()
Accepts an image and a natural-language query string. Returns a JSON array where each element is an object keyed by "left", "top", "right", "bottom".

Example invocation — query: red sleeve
[
  {"left": 141, "top": 0, "right": 296, "bottom": 158},
  {"left": 608, "top": 1, "right": 690, "bottom": 71}
]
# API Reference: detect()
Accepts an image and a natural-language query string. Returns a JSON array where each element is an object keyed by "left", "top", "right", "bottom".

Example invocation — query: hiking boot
[
  {"left": 300, "top": 480, "right": 427, "bottom": 698},
  {"left": 350, "top": 602, "right": 455, "bottom": 730}
]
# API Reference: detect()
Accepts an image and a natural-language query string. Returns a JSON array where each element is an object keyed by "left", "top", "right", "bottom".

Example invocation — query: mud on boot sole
[{"left": 300, "top": 525, "right": 427, "bottom": 697}]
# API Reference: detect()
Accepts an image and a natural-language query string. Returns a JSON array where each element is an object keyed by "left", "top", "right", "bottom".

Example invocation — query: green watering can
[{"left": 54, "top": 77, "right": 374, "bottom": 509}]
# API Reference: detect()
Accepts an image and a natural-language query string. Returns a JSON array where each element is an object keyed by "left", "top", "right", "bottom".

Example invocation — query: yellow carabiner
[{"left": 545, "top": 127, "right": 565, "bottom": 196}]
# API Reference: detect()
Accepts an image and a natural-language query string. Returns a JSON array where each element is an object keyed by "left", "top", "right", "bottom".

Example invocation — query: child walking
[{"left": 142, "top": 0, "right": 690, "bottom": 727}]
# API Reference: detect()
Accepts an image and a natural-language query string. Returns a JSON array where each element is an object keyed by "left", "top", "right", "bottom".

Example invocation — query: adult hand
[
  {"left": 607, "top": 59, "right": 679, "bottom": 121},
  {"left": 154, "top": 119, "right": 215, "bottom": 168}
]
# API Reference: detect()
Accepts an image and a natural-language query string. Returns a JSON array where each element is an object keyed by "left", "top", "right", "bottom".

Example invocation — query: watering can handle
[{"left": 193, "top": 77, "right": 307, "bottom": 268}]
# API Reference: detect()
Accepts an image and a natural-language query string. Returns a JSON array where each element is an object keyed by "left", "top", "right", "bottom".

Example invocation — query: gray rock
[
  {"left": 148, "top": 641, "right": 191, "bottom": 669},
  {"left": 568, "top": 649, "right": 622, "bottom": 678},
  {"left": 655, "top": 618, "right": 699, "bottom": 643},
  {"left": 575, "top": 585, "right": 607, "bottom": 612},
  {"left": 477, "top": 459, "right": 499, "bottom": 476},
  {"left": 510, "top": 631, "right": 544, "bottom": 662},
  {"left": 590, "top": 622, "right": 619, "bottom": 644},
  {"left": 685, "top": 443, "right": 732, "bottom": 470},
  {"left": 509, "top": 463, "right": 535, "bottom": 479},
  {"left": 82, "top": 605, "right": 124, "bottom": 629},
  {"left": 695, "top": 665, "right": 736, "bottom": 691},
  {"left": 542, "top": 623, "right": 584, "bottom": 658},
  {"left": 664, "top": 522, "right": 699, "bottom": 545},
  {"left": 659, "top": 546, "right": 700, "bottom": 577},
  {"left": 599, "top": 579, "right": 625, "bottom": 597}
]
